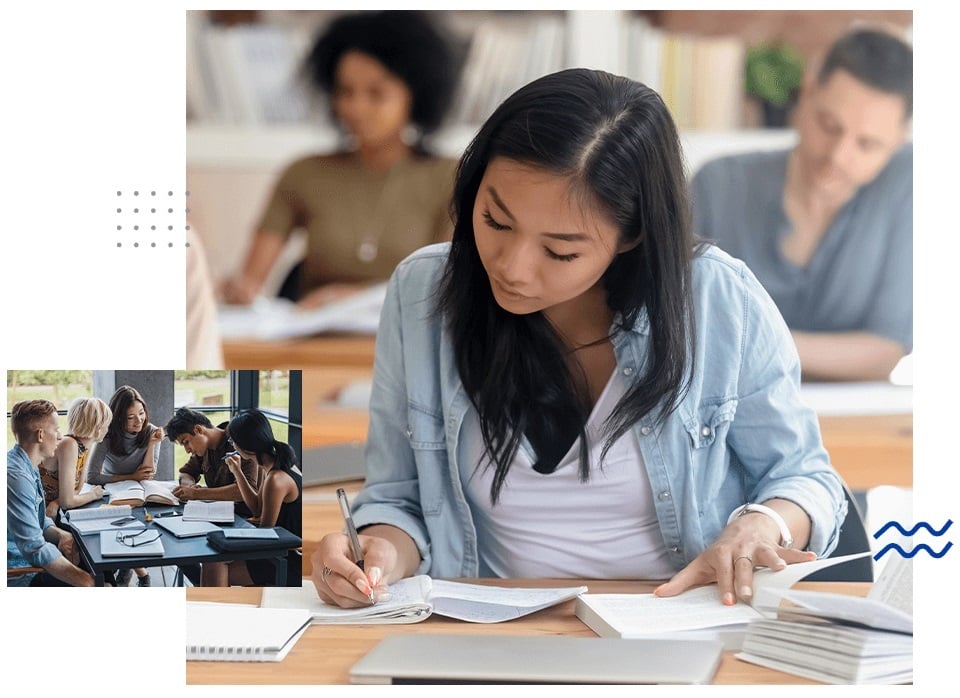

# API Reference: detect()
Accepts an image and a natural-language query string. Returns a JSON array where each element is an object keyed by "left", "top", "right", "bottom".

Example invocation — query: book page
[
  {"left": 579, "top": 587, "right": 761, "bottom": 635},
  {"left": 143, "top": 480, "right": 179, "bottom": 504},
  {"left": 428, "top": 580, "right": 588, "bottom": 623},
  {"left": 104, "top": 480, "right": 145, "bottom": 501},
  {"left": 183, "top": 500, "right": 234, "bottom": 522},
  {"left": 260, "top": 575, "right": 433, "bottom": 624},
  {"left": 867, "top": 554, "right": 912, "bottom": 617},
  {"left": 65, "top": 504, "right": 132, "bottom": 521},
  {"left": 752, "top": 552, "right": 874, "bottom": 608}
]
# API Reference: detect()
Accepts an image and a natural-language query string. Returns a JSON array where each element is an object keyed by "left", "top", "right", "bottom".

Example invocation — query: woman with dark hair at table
[
  {"left": 201, "top": 409, "right": 302, "bottom": 586},
  {"left": 220, "top": 10, "right": 463, "bottom": 309}
]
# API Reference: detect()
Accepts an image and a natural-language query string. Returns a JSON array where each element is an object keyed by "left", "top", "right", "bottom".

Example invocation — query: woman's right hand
[
  {"left": 91, "top": 485, "right": 105, "bottom": 499},
  {"left": 311, "top": 532, "right": 397, "bottom": 608}
]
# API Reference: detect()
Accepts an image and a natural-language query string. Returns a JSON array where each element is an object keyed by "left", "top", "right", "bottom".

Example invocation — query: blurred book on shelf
[{"left": 624, "top": 14, "right": 745, "bottom": 130}]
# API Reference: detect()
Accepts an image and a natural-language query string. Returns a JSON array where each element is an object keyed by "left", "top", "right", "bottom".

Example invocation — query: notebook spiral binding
[{"left": 188, "top": 645, "right": 265, "bottom": 661}]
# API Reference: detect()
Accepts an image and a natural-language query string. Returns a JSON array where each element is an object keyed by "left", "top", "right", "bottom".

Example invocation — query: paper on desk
[{"left": 218, "top": 282, "right": 386, "bottom": 341}]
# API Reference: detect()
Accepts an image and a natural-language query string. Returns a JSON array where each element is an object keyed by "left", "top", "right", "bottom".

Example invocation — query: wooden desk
[
  {"left": 186, "top": 579, "right": 868, "bottom": 685},
  {"left": 223, "top": 335, "right": 375, "bottom": 370}
]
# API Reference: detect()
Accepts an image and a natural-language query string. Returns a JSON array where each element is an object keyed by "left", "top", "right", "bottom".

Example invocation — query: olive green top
[{"left": 257, "top": 152, "right": 457, "bottom": 293}]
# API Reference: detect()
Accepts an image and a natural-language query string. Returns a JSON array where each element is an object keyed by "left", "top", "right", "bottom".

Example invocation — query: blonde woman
[{"left": 40, "top": 397, "right": 110, "bottom": 520}]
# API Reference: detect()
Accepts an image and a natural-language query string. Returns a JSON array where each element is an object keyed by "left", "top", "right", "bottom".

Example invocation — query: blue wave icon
[
  {"left": 872, "top": 519, "right": 953, "bottom": 560},
  {"left": 873, "top": 519, "right": 953, "bottom": 538},
  {"left": 874, "top": 542, "right": 953, "bottom": 560}
]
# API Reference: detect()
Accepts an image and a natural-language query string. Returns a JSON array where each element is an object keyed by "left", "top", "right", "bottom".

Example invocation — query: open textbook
[
  {"left": 217, "top": 282, "right": 387, "bottom": 341},
  {"left": 105, "top": 479, "right": 179, "bottom": 507},
  {"left": 575, "top": 552, "right": 873, "bottom": 649},
  {"left": 63, "top": 504, "right": 146, "bottom": 534},
  {"left": 260, "top": 575, "right": 587, "bottom": 624}
]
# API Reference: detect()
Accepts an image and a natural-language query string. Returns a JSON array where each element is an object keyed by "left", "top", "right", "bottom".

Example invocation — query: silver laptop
[
  {"left": 301, "top": 442, "right": 366, "bottom": 486},
  {"left": 349, "top": 634, "right": 723, "bottom": 684}
]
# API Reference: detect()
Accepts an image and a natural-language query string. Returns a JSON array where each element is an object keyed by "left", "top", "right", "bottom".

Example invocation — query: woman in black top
[{"left": 200, "top": 409, "right": 302, "bottom": 586}]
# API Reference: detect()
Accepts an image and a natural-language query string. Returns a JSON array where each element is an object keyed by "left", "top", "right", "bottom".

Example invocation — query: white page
[
  {"left": 429, "top": 579, "right": 588, "bottom": 623},
  {"left": 65, "top": 504, "right": 132, "bottom": 521},
  {"left": 581, "top": 586, "right": 761, "bottom": 635},
  {"left": 221, "top": 528, "right": 279, "bottom": 539},
  {"left": 260, "top": 575, "right": 432, "bottom": 624},
  {"left": 868, "top": 553, "right": 913, "bottom": 616}
]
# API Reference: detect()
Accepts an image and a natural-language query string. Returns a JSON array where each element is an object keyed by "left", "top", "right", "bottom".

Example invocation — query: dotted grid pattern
[{"left": 115, "top": 190, "right": 191, "bottom": 248}]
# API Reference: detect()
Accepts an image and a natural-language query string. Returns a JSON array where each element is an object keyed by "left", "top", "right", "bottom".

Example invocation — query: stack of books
[{"left": 738, "top": 555, "right": 913, "bottom": 684}]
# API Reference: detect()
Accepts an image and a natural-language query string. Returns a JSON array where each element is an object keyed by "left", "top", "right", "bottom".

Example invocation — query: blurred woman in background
[{"left": 221, "top": 10, "right": 463, "bottom": 308}]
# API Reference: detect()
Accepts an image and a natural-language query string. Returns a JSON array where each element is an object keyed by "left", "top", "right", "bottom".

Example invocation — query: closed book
[{"left": 153, "top": 516, "right": 221, "bottom": 539}]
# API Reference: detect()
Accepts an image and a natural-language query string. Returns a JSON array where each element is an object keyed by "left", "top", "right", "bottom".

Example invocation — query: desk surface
[{"left": 186, "top": 579, "right": 869, "bottom": 685}]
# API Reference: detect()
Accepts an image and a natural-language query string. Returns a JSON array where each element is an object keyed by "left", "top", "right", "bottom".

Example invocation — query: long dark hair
[
  {"left": 227, "top": 409, "right": 297, "bottom": 473},
  {"left": 438, "top": 68, "right": 697, "bottom": 503},
  {"left": 105, "top": 385, "right": 152, "bottom": 456}
]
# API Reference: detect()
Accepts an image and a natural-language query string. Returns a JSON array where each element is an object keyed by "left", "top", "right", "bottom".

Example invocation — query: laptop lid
[
  {"left": 349, "top": 633, "right": 723, "bottom": 685},
  {"left": 301, "top": 442, "right": 366, "bottom": 487}
]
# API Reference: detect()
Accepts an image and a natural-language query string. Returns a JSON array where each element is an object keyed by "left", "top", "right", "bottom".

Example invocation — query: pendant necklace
[{"left": 356, "top": 160, "right": 404, "bottom": 264}]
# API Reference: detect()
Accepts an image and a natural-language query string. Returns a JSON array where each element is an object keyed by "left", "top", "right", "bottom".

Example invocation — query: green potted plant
[{"left": 744, "top": 42, "right": 805, "bottom": 128}]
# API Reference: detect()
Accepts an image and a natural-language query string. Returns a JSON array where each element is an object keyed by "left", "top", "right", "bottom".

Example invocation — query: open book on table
[
  {"left": 575, "top": 552, "right": 873, "bottom": 649},
  {"left": 218, "top": 282, "right": 387, "bottom": 341},
  {"left": 182, "top": 500, "right": 234, "bottom": 523},
  {"left": 260, "top": 575, "right": 588, "bottom": 624},
  {"left": 63, "top": 504, "right": 146, "bottom": 534},
  {"left": 105, "top": 479, "right": 179, "bottom": 507}
]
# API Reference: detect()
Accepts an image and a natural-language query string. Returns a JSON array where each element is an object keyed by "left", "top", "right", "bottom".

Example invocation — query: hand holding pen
[{"left": 310, "top": 489, "right": 388, "bottom": 608}]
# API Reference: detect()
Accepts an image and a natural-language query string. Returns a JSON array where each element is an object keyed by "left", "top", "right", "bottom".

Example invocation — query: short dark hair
[
  {"left": 304, "top": 10, "right": 461, "bottom": 135},
  {"left": 11, "top": 400, "right": 58, "bottom": 442},
  {"left": 439, "top": 68, "right": 697, "bottom": 503},
  {"left": 818, "top": 28, "right": 913, "bottom": 118},
  {"left": 165, "top": 406, "right": 213, "bottom": 443}
]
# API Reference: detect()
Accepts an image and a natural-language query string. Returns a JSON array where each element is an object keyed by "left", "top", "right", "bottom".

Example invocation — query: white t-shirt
[{"left": 459, "top": 370, "right": 675, "bottom": 580}]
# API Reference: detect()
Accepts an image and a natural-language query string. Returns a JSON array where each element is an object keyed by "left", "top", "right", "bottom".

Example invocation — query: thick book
[
  {"left": 260, "top": 575, "right": 587, "bottom": 624},
  {"left": 99, "top": 529, "right": 165, "bottom": 557},
  {"left": 736, "top": 555, "right": 913, "bottom": 684},
  {"left": 186, "top": 602, "right": 312, "bottom": 662},
  {"left": 575, "top": 552, "right": 871, "bottom": 649},
  {"left": 63, "top": 504, "right": 146, "bottom": 535},
  {"left": 105, "top": 479, "right": 179, "bottom": 507},
  {"left": 183, "top": 500, "right": 234, "bottom": 523}
]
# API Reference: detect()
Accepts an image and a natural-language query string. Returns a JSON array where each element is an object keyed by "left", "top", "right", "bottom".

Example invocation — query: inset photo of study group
[{"left": 6, "top": 370, "right": 302, "bottom": 589}]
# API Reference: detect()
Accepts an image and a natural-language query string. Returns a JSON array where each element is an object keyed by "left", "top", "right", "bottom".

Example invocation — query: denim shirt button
[
  {"left": 658, "top": 491, "right": 671, "bottom": 501},
  {"left": 671, "top": 546, "right": 681, "bottom": 553},
  {"left": 405, "top": 427, "right": 413, "bottom": 438},
  {"left": 622, "top": 367, "right": 634, "bottom": 376},
  {"left": 701, "top": 425, "right": 711, "bottom": 437},
  {"left": 640, "top": 425, "right": 651, "bottom": 436}
]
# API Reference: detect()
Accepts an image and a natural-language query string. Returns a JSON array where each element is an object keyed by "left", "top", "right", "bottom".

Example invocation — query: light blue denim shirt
[
  {"left": 7, "top": 444, "right": 62, "bottom": 586},
  {"left": 352, "top": 243, "right": 846, "bottom": 578}
]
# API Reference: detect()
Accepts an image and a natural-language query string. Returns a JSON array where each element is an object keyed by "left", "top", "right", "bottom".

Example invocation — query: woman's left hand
[{"left": 653, "top": 514, "right": 816, "bottom": 605}]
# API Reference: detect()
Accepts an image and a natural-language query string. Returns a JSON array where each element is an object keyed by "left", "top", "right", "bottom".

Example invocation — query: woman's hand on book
[{"left": 653, "top": 515, "right": 815, "bottom": 606}]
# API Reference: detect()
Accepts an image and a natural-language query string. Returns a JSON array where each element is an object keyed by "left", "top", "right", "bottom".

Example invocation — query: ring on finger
[
  {"left": 734, "top": 555, "right": 753, "bottom": 566},
  {"left": 321, "top": 565, "right": 333, "bottom": 584}
]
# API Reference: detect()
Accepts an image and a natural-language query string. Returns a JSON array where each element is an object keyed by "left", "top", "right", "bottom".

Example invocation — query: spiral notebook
[{"left": 186, "top": 602, "right": 312, "bottom": 662}]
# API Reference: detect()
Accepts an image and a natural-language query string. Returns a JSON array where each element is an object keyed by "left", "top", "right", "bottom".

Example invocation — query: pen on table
[{"left": 336, "top": 487, "right": 374, "bottom": 603}]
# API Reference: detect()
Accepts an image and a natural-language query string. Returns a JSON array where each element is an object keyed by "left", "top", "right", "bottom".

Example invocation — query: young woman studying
[
  {"left": 201, "top": 409, "right": 303, "bottom": 586},
  {"left": 39, "top": 397, "right": 110, "bottom": 519},
  {"left": 87, "top": 385, "right": 163, "bottom": 587},
  {"left": 220, "top": 10, "right": 462, "bottom": 309},
  {"left": 311, "top": 69, "right": 847, "bottom": 608}
]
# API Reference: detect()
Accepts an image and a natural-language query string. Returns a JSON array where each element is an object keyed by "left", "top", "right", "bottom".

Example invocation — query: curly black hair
[{"left": 304, "top": 10, "right": 462, "bottom": 135}]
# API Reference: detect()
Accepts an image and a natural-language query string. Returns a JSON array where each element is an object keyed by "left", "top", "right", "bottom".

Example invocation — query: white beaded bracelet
[{"left": 727, "top": 503, "right": 794, "bottom": 548}]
